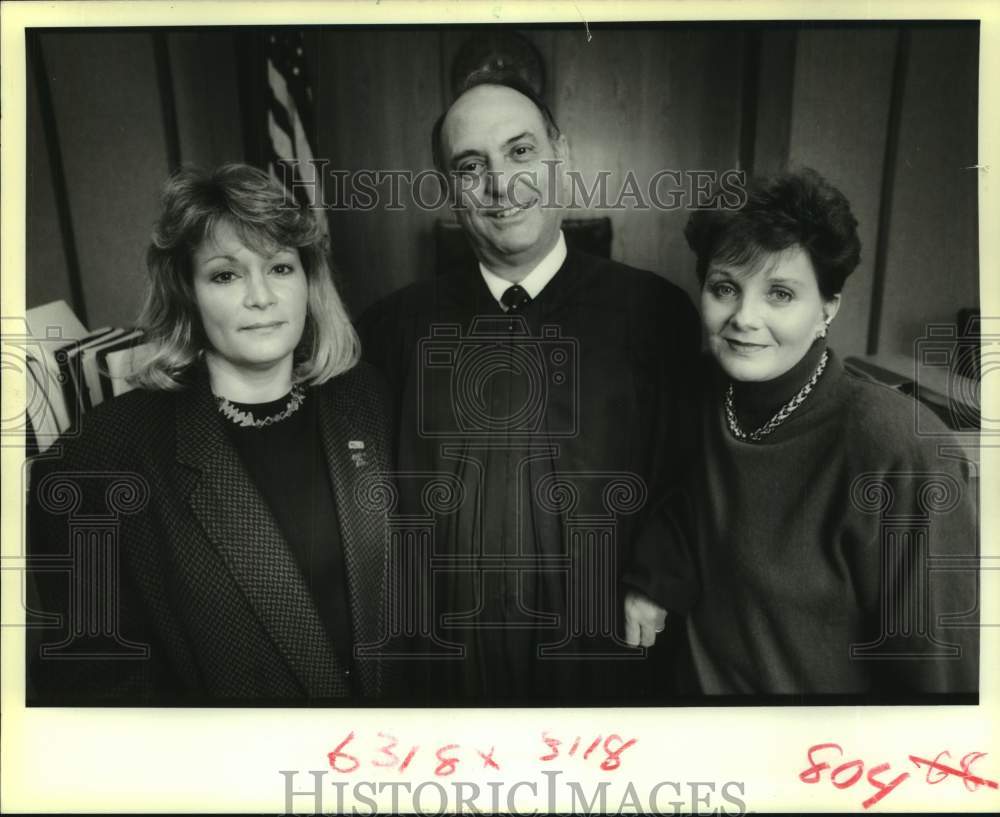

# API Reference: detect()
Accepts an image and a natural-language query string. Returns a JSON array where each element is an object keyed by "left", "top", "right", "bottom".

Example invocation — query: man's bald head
[{"left": 431, "top": 74, "right": 561, "bottom": 172}]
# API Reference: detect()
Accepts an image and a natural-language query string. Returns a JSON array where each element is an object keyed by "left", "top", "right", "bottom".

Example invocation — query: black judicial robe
[{"left": 358, "top": 248, "right": 700, "bottom": 703}]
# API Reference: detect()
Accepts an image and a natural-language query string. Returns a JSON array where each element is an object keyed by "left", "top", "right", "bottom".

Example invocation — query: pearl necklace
[
  {"left": 216, "top": 385, "right": 306, "bottom": 428},
  {"left": 724, "top": 350, "right": 829, "bottom": 442}
]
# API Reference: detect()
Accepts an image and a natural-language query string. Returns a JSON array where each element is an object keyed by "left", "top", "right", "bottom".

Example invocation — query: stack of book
[{"left": 23, "top": 300, "right": 152, "bottom": 454}]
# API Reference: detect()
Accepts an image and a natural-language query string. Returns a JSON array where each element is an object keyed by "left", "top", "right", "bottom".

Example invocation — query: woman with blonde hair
[{"left": 28, "top": 163, "right": 393, "bottom": 703}]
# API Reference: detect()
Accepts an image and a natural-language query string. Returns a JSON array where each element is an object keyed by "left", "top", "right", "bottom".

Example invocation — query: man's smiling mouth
[{"left": 486, "top": 199, "right": 539, "bottom": 219}]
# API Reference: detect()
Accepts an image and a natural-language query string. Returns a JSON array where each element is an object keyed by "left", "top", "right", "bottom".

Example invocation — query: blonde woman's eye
[
  {"left": 710, "top": 282, "right": 737, "bottom": 299},
  {"left": 272, "top": 263, "right": 295, "bottom": 275},
  {"left": 770, "top": 288, "right": 794, "bottom": 302},
  {"left": 211, "top": 270, "right": 236, "bottom": 284}
]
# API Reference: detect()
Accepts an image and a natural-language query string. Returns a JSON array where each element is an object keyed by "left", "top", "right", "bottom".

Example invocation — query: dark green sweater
[{"left": 628, "top": 345, "right": 978, "bottom": 697}]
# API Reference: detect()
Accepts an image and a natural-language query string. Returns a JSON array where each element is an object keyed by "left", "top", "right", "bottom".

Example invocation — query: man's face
[{"left": 439, "top": 84, "right": 567, "bottom": 272}]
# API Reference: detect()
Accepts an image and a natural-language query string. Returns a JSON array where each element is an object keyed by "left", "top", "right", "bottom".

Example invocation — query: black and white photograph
[{"left": 2, "top": 0, "right": 997, "bottom": 813}]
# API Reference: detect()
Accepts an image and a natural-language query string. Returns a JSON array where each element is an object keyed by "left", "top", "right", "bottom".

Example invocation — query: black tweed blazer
[{"left": 26, "top": 362, "right": 394, "bottom": 705}]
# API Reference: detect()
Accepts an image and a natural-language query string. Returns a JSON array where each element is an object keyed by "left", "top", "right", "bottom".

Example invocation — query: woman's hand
[{"left": 624, "top": 590, "right": 667, "bottom": 647}]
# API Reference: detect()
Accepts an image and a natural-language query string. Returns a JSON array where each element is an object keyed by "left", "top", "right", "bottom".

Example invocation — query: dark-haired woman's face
[
  {"left": 191, "top": 221, "right": 308, "bottom": 380},
  {"left": 701, "top": 246, "right": 840, "bottom": 382}
]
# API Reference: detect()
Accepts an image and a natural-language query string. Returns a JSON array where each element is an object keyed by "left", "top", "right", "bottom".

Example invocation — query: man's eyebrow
[
  {"left": 447, "top": 132, "right": 539, "bottom": 167},
  {"left": 448, "top": 149, "right": 484, "bottom": 167},
  {"left": 503, "top": 131, "right": 536, "bottom": 147}
]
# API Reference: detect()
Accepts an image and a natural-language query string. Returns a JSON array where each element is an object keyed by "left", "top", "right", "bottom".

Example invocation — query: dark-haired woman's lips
[{"left": 724, "top": 338, "right": 770, "bottom": 354}]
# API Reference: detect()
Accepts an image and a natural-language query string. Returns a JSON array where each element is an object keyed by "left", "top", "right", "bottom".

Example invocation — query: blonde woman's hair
[{"left": 129, "top": 163, "right": 359, "bottom": 390}]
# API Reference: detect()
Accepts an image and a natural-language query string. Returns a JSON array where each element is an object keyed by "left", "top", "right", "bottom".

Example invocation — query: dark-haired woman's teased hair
[
  {"left": 684, "top": 167, "right": 861, "bottom": 299},
  {"left": 129, "top": 163, "right": 359, "bottom": 390}
]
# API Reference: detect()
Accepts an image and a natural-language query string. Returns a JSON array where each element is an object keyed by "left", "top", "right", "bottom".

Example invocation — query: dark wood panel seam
[
  {"left": 27, "top": 31, "right": 88, "bottom": 327},
  {"left": 153, "top": 32, "right": 182, "bottom": 171},
  {"left": 867, "top": 27, "right": 910, "bottom": 356}
]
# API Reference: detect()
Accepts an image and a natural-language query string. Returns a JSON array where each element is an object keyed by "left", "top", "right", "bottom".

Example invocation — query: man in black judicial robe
[{"left": 358, "top": 74, "right": 700, "bottom": 703}]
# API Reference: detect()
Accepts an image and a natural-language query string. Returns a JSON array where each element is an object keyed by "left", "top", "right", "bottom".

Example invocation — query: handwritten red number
[
  {"left": 920, "top": 751, "right": 953, "bottom": 785},
  {"left": 327, "top": 731, "right": 360, "bottom": 774},
  {"left": 435, "top": 744, "right": 460, "bottom": 777},
  {"left": 831, "top": 759, "right": 864, "bottom": 789},
  {"left": 800, "top": 743, "right": 843, "bottom": 784},
  {"left": 862, "top": 763, "right": 909, "bottom": 809},
  {"left": 960, "top": 752, "right": 988, "bottom": 792},
  {"left": 540, "top": 732, "right": 560, "bottom": 761},
  {"left": 399, "top": 745, "right": 418, "bottom": 773},
  {"left": 373, "top": 732, "right": 399, "bottom": 768},
  {"left": 911, "top": 752, "right": 998, "bottom": 791},
  {"left": 601, "top": 735, "right": 637, "bottom": 772}
]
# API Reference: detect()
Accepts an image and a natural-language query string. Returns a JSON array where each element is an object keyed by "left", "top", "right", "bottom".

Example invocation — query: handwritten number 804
[
  {"left": 800, "top": 743, "right": 909, "bottom": 809},
  {"left": 800, "top": 743, "right": 996, "bottom": 809}
]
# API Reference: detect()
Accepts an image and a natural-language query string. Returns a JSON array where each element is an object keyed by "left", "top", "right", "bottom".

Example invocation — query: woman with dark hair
[
  {"left": 624, "top": 168, "right": 978, "bottom": 697},
  {"left": 28, "top": 163, "right": 393, "bottom": 704}
]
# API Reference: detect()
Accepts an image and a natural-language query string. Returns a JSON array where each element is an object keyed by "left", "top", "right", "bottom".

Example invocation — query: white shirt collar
[{"left": 479, "top": 231, "right": 567, "bottom": 309}]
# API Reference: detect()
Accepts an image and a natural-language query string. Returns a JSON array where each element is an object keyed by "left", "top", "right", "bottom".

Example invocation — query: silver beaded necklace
[
  {"left": 216, "top": 385, "right": 306, "bottom": 428},
  {"left": 724, "top": 350, "right": 829, "bottom": 442}
]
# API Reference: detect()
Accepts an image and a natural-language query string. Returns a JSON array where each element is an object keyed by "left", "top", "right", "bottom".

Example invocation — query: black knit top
[
  {"left": 220, "top": 389, "right": 356, "bottom": 688},
  {"left": 627, "top": 346, "right": 978, "bottom": 698}
]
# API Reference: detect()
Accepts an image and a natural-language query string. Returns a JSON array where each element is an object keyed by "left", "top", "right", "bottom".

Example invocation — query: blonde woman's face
[{"left": 191, "top": 221, "right": 308, "bottom": 378}]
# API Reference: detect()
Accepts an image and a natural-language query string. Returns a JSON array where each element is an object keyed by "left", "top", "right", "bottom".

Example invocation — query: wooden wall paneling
[
  {"left": 168, "top": 30, "right": 245, "bottom": 169},
  {"left": 152, "top": 32, "right": 181, "bottom": 171},
  {"left": 866, "top": 28, "right": 909, "bottom": 356},
  {"left": 879, "top": 24, "right": 979, "bottom": 358},
  {"left": 555, "top": 27, "right": 744, "bottom": 303},
  {"left": 787, "top": 26, "right": 897, "bottom": 360},
  {"left": 738, "top": 28, "right": 762, "bottom": 174},
  {"left": 752, "top": 27, "right": 797, "bottom": 176},
  {"left": 39, "top": 31, "right": 169, "bottom": 330},
  {"left": 26, "top": 34, "right": 76, "bottom": 316},
  {"left": 312, "top": 28, "right": 443, "bottom": 316}
]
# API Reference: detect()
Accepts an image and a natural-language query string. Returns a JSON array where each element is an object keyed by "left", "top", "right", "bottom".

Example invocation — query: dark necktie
[{"left": 501, "top": 284, "right": 532, "bottom": 312}]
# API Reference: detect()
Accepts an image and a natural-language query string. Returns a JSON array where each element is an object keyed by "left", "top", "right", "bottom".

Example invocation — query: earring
[{"left": 818, "top": 317, "right": 832, "bottom": 339}]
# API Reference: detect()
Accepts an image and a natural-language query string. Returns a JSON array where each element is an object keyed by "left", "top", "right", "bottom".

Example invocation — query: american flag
[{"left": 266, "top": 30, "right": 327, "bottom": 234}]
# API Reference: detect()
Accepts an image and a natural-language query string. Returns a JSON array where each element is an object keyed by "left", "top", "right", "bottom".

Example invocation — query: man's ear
[
  {"left": 553, "top": 132, "right": 570, "bottom": 167},
  {"left": 550, "top": 133, "right": 571, "bottom": 204}
]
